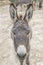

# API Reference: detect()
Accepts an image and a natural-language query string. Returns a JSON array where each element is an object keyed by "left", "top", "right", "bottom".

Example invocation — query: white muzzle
[{"left": 17, "top": 45, "right": 26, "bottom": 57}]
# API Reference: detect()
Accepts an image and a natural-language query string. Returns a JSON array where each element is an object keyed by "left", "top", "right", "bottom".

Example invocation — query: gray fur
[{"left": 10, "top": 3, "right": 33, "bottom": 65}]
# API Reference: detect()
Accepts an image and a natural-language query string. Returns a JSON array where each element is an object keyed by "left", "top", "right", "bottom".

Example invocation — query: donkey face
[
  {"left": 10, "top": 3, "right": 32, "bottom": 65},
  {"left": 11, "top": 19, "right": 30, "bottom": 62},
  {"left": 9, "top": 3, "right": 33, "bottom": 21}
]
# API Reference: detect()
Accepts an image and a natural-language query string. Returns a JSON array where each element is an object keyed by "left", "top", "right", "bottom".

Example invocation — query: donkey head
[
  {"left": 10, "top": 3, "right": 33, "bottom": 65},
  {"left": 9, "top": 3, "right": 33, "bottom": 22}
]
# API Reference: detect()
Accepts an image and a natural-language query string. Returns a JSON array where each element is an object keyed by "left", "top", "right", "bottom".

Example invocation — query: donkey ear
[
  {"left": 26, "top": 5, "right": 33, "bottom": 22},
  {"left": 9, "top": 3, "right": 17, "bottom": 20},
  {"left": 27, "top": 4, "right": 33, "bottom": 9}
]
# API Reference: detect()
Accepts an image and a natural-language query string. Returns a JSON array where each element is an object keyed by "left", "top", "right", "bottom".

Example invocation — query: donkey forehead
[{"left": 15, "top": 34, "right": 28, "bottom": 42}]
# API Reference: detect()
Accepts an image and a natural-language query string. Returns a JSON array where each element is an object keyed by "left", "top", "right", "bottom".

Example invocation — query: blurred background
[{"left": 0, "top": 0, "right": 43, "bottom": 10}]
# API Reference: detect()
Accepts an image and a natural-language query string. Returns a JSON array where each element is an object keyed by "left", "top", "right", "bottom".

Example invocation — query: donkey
[{"left": 9, "top": 2, "right": 33, "bottom": 65}]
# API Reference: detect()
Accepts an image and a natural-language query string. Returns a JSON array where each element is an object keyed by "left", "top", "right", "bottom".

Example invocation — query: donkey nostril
[{"left": 20, "top": 15, "right": 22, "bottom": 18}]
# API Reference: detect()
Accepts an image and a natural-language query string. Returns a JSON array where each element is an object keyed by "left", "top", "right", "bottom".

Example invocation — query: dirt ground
[{"left": 0, "top": 5, "right": 43, "bottom": 65}]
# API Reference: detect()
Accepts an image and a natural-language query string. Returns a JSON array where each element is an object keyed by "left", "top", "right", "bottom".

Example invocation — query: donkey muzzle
[{"left": 17, "top": 45, "right": 27, "bottom": 58}]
